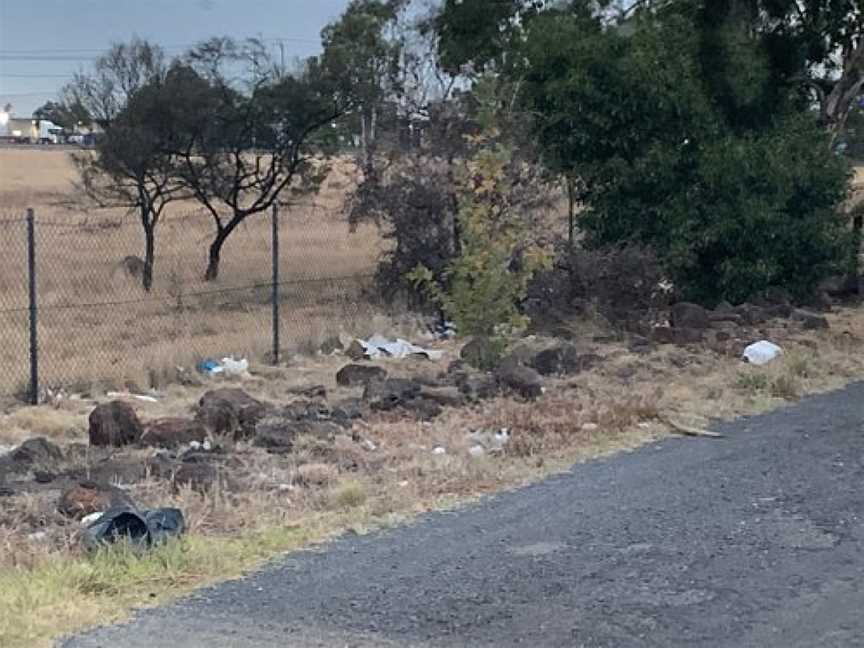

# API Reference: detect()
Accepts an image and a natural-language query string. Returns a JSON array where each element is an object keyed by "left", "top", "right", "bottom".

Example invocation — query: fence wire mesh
[{"left": 0, "top": 198, "right": 381, "bottom": 400}]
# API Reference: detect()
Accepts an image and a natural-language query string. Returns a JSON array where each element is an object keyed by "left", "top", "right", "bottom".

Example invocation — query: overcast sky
[{"left": 0, "top": 0, "right": 351, "bottom": 116}]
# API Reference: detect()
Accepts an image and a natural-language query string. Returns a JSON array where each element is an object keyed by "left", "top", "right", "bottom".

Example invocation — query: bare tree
[
  {"left": 68, "top": 39, "right": 185, "bottom": 291},
  {"left": 167, "top": 39, "right": 351, "bottom": 280}
]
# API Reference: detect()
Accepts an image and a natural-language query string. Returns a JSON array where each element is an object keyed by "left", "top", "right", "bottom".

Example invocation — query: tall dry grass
[{"left": 0, "top": 149, "right": 387, "bottom": 394}]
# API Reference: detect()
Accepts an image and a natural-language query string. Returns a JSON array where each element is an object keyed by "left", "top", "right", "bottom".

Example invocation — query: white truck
[{"left": 36, "top": 120, "right": 63, "bottom": 144}]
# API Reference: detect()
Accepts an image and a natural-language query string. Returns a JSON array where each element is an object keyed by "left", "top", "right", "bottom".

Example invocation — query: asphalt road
[{"left": 64, "top": 383, "right": 864, "bottom": 647}]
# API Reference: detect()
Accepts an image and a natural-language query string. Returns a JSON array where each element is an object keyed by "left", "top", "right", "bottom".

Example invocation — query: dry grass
[
  {"left": 0, "top": 148, "right": 386, "bottom": 394},
  {"left": 2, "top": 306, "right": 864, "bottom": 645}
]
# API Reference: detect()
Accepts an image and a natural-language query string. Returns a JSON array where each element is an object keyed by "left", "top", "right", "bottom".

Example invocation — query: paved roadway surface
[{"left": 64, "top": 383, "right": 864, "bottom": 647}]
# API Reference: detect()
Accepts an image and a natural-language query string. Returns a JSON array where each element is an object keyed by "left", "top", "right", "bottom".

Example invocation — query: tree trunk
[
  {"left": 143, "top": 223, "right": 155, "bottom": 292},
  {"left": 566, "top": 175, "right": 576, "bottom": 249},
  {"left": 205, "top": 228, "right": 230, "bottom": 281}
]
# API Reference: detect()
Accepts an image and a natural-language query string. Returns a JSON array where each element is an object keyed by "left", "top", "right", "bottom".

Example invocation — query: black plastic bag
[{"left": 83, "top": 505, "right": 185, "bottom": 550}]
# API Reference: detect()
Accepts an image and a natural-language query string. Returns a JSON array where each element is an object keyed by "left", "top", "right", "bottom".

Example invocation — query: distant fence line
[{"left": 0, "top": 205, "right": 378, "bottom": 403}]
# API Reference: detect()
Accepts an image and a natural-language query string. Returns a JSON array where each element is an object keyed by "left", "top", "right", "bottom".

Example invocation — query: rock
[
  {"left": 404, "top": 398, "right": 443, "bottom": 421},
  {"left": 495, "top": 364, "right": 544, "bottom": 400},
  {"left": 141, "top": 418, "right": 207, "bottom": 448},
  {"left": 88, "top": 401, "right": 143, "bottom": 447},
  {"left": 819, "top": 274, "right": 860, "bottom": 298},
  {"left": 8, "top": 437, "right": 63, "bottom": 467},
  {"left": 362, "top": 378, "right": 422, "bottom": 411},
  {"left": 460, "top": 337, "right": 502, "bottom": 371},
  {"left": 652, "top": 326, "right": 704, "bottom": 345},
  {"left": 58, "top": 481, "right": 135, "bottom": 519},
  {"left": 254, "top": 418, "right": 341, "bottom": 453},
  {"left": 670, "top": 302, "right": 711, "bottom": 329},
  {"left": 529, "top": 344, "right": 599, "bottom": 376},
  {"left": 792, "top": 308, "right": 830, "bottom": 330},
  {"left": 33, "top": 470, "right": 56, "bottom": 483},
  {"left": 336, "top": 364, "right": 387, "bottom": 387},
  {"left": 714, "top": 300, "right": 735, "bottom": 313},
  {"left": 709, "top": 311, "right": 743, "bottom": 325},
  {"left": 280, "top": 400, "right": 332, "bottom": 422},
  {"left": 345, "top": 340, "right": 368, "bottom": 361},
  {"left": 418, "top": 385, "right": 465, "bottom": 408},
  {"left": 172, "top": 463, "right": 222, "bottom": 494},
  {"left": 765, "top": 304, "right": 793, "bottom": 319},
  {"left": 287, "top": 384, "right": 327, "bottom": 400},
  {"left": 454, "top": 372, "right": 499, "bottom": 401},
  {"left": 331, "top": 399, "right": 365, "bottom": 424},
  {"left": 319, "top": 335, "right": 344, "bottom": 355},
  {"left": 734, "top": 303, "right": 769, "bottom": 326},
  {"left": 761, "top": 286, "right": 792, "bottom": 306},
  {"left": 196, "top": 389, "right": 270, "bottom": 439},
  {"left": 710, "top": 320, "right": 740, "bottom": 332}
]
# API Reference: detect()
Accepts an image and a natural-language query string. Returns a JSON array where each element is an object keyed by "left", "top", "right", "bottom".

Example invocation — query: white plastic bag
[{"left": 742, "top": 340, "right": 782, "bottom": 366}]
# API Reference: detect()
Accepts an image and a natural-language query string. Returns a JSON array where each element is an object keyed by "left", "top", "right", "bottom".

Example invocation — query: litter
[
  {"left": 106, "top": 391, "right": 159, "bottom": 403},
  {"left": 742, "top": 340, "right": 782, "bottom": 366},
  {"left": 221, "top": 357, "right": 250, "bottom": 378},
  {"left": 432, "top": 446, "right": 447, "bottom": 455},
  {"left": 197, "top": 359, "right": 224, "bottom": 375},
  {"left": 82, "top": 505, "right": 185, "bottom": 550},
  {"left": 468, "top": 427, "right": 511, "bottom": 454},
  {"left": 468, "top": 445, "right": 485, "bottom": 458},
  {"left": 355, "top": 335, "right": 444, "bottom": 361}
]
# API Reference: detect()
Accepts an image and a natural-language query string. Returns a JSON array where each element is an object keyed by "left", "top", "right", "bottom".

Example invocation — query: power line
[{"left": 0, "top": 37, "right": 320, "bottom": 57}]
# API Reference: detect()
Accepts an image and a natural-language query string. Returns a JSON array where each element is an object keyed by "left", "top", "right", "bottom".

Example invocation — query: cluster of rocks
[{"left": 649, "top": 300, "right": 829, "bottom": 351}]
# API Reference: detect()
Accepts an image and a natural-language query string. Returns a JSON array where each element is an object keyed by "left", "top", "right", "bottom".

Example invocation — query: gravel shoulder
[{"left": 64, "top": 382, "right": 864, "bottom": 647}]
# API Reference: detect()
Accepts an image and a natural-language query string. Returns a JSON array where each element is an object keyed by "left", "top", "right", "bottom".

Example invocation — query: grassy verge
[{"left": 4, "top": 307, "right": 864, "bottom": 647}]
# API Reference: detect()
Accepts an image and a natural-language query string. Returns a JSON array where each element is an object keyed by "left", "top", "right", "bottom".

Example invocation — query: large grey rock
[
  {"left": 670, "top": 302, "right": 711, "bottom": 329},
  {"left": 362, "top": 378, "right": 422, "bottom": 411},
  {"left": 254, "top": 418, "right": 341, "bottom": 453},
  {"left": 196, "top": 389, "right": 270, "bottom": 439},
  {"left": 7, "top": 437, "right": 63, "bottom": 468},
  {"left": 495, "top": 364, "right": 544, "bottom": 400},
  {"left": 460, "top": 337, "right": 503, "bottom": 371},
  {"left": 89, "top": 401, "right": 143, "bottom": 447},
  {"left": 336, "top": 364, "right": 387, "bottom": 387},
  {"left": 141, "top": 418, "right": 207, "bottom": 448},
  {"left": 652, "top": 326, "right": 704, "bottom": 345},
  {"left": 792, "top": 309, "right": 829, "bottom": 330}
]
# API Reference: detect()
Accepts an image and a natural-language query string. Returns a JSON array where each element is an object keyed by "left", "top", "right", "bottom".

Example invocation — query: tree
[
  {"left": 32, "top": 99, "right": 90, "bottom": 129},
  {"left": 168, "top": 39, "right": 351, "bottom": 280},
  {"left": 515, "top": 3, "right": 853, "bottom": 303},
  {"left": 68, "top": 38, "right": 182, "bottom": 291},
  {"left": 320, "top": 0, "right": 407, "bottom": 165}
]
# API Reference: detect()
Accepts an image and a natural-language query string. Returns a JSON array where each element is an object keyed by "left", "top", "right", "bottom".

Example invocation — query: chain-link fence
[{"left": 0, "top": 200, "right": 383, "bottom": 402}]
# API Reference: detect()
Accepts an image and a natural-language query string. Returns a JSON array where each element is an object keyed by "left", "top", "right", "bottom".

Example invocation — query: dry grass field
[{"left": 0, "top": 148, "right": 386, "bottom": 396}]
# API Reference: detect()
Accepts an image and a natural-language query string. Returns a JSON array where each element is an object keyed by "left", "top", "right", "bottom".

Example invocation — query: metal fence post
[
  {"left": 271, "top": 203, "right": 280, "bottom": 365},
  {"left": 26, "top": 208, "right": 38, "bottom": 405}
]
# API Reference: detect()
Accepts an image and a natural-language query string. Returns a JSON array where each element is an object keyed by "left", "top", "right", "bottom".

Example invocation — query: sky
[{"left": 0, "top": 0, "right": 351, "bottom": 116}]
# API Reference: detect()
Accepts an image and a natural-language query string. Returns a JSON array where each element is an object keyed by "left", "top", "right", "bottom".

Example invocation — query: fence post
[
  {"left": 271, "top": 203, "right": 280, "bottom": 365},
  {"left": 26, "top": 208, "right": 38, "bottom": 405}
]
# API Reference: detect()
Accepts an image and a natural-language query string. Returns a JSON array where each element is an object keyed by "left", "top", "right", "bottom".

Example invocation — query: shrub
[{"left": 411, "top": 134, "right": 552, "bottom": 338}]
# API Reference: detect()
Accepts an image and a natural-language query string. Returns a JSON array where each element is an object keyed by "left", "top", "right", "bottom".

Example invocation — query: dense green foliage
[{"left": 514, "top": 4, "right": 853, "bottom": 304}]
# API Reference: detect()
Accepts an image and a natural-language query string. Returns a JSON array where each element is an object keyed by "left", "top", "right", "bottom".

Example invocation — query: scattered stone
[
  {"left": 336, "top": 364, "right": 387, "bottom": 387},
  {"left": 196, "top": 388, "right": 270, "bottom": 439},
  {"left": 405, "top": 398, "right": 443, "bottom": 421},
  {"left": 331, "top": 399, "right": 365, "bottom": 424},
  {"left": 432, "top": 446, "right": 447, "bottom": 455},
  {"left": 418, "top": 385, "right": 465, "bottom": 408},
  {"left": 33, "top": 470, "right": 55, "bottom": 483},
  {"left": 495, "top": 364, "right": 544, "bottom": 400},
  {"left": 8, "top": 437, "right": 63, "bottom": 467},
  {"left": 709, "top": 310, "right": 744, "bottom": 325},
  {"left": 670, "top": 302, "right": 711, "bottom": 329},
  {"left": 58, "top": 481, "right": 135, "bottom": 519},
  {"left": 792, "top": 308, "right": 829, "bottom": 330},
  {"left": 765, "top": 304, "right": 793, "bottom": 319},
  {"left": 296, "top": 463, "right": 338, "bottom": 487},
  {"left": 319, "top": 335, "right": 344, "bottom": 355},
  {"left": 652, "top": 326, "right": 704, "bottom": 345},
  {"left": 468, "top": 445, "right": 485, "bottom": 458},
  {"left": 287, "top": 384, "right": 327, "bottom": 400},
  {"left": 581, "top": 422, "right": 599, "bottom": 432},
  {"left": 363, "top": 378, "right": 422, "bottom": 411},
  {"left": 344, "top": 340, "right": 368, "bottom": 361},
  {"left": 454, "top": 372, "right": 499, "bottom": 401},
  {"left": 88, "top": 401, "right": 143, "bottom": 447},
  {"left": 734, "top": 303, "right": 769, "bottom": 326},
  {"left": 141, "top": 418, "right": 207, "bottom": 448},
  {"left": 254, "top": 418, "right": 341, "bottom": 453},
  {"left": 530, "top": 344, "right": 600, "bottom": 376},
  {"left": 173, "top": 462, "right": 222, "bottom": 493}
]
